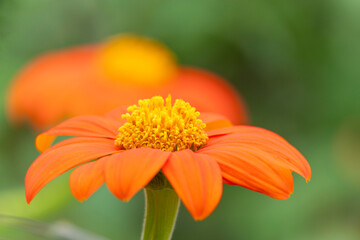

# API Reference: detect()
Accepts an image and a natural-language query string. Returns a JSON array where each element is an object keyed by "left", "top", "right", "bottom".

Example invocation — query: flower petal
[
  {"left": 171, "top": 68, "right": 248, "bottom": 125},
  {"left": 105, "top": 148, "right": 170, "bottom": 201},
  {"left": 6, "top": 46, "right": 97, "bottom": 128},
  {"left": 222, "top": 178, "right": 236, "bottom": 185},
  {"left": 200, "top": 112, "right": 233, "bottom": 131},
  {"left": 103, "top": 106, "right": 129, "bottom": 122},
  {"left": 205, "top": 126, "right": 311, "bottom": 180},
  {"left": 69, "top": 157, "right": 109, "bottom": 202},
  {"left": 36, "top": 116, "right": 120, "bottom": 152},
  {"left": 162, "top": 150, "right": 223, "bottom": 220},
  {"left": 206, "top": 126, "right": 243, "bottom": 137},
  {"left": 25, "top": 137, "right": 118, "bottom": 203},
  {"left": 198, "top": 144, "right": 294, "bottom": 199}
]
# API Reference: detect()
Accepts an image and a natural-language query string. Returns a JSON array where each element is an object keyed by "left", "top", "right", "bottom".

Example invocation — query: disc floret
[{"left": 115, "top": 95, "right": 208, "bottom": 151}]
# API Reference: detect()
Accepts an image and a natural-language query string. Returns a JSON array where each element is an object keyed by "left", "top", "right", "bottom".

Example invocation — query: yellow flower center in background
[
  {"left": 115, "top": 95, "right": 208, "bottom": 151},
  {"left": 98, "top": 35, "right": 178, "bottom": 87}
]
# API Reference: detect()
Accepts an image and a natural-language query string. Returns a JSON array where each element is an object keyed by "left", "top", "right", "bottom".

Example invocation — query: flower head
[
  {"left": 25, "top": 96, "right": 311, "bottom": 220},
  {"left": 115, "top": 95, "right": 208, "bottom": 151},
  {"left": 7, "top": 35, "right": 247, "bottom": 129}
]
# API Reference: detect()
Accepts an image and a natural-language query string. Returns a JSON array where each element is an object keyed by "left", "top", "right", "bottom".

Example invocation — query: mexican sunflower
[
  {"left": 25, "top": 95, "right": 311, "bottom": 220},
  {"left": 7, "top": 35, "right": 247, "bottom": 129}
]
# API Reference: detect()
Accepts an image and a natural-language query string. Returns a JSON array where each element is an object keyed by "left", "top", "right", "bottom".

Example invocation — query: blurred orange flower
[
  {"left": 25, "top": 95, "right": 310, "bottom": 220},
  {"left": 7, "top": 35, "right": 247, "bottom": 129}
]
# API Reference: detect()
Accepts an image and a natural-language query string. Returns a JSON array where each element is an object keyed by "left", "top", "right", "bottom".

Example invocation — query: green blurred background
[{"left": 0, "top": 0, "right": 359, "bottom": 239}]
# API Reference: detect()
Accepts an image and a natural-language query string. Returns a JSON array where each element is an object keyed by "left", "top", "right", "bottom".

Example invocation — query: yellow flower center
[
  {"left": 98, "top": 35, "right": 178, "bottom": 87},
  {"left": 115, "top": 95, "right": 208, "bottom": 151}
]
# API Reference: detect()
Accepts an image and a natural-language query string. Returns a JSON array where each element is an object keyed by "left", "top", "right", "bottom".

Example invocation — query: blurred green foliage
[{"left": 0, "top": 0, "right": 359, "bottom": 239}]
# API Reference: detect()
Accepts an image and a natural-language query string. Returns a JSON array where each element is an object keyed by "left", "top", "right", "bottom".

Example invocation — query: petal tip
[
  {"left": 25, "top": 193, "right": 33, "bottom": 204},
  {"left": 25, "top": 180, "right": 35, "bottom": 204},
  {"left": 73, "top": 195, "right": 85, "bottom": 202},
  {"left": 35, "top": 134, "right": 56, "bottom": 152},
  {"left": 107, "top": 187, "right": 134, "bottom": 202},
  {"left": 116, "top": 194, "right": 132, "bottom": 202},
  {"left": 190, "top": 209, "right": 213, "bottom": 221},
  {"left": 192, "top": 214, "right": 208, "bottom": 221}
]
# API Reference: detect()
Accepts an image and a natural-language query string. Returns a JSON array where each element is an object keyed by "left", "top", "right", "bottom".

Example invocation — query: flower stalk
[{"left": 141, "top": 187, "right": 180, "bottom": 240}]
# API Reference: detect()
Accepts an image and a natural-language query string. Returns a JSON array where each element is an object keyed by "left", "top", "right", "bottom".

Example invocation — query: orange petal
[
  {"left": 198, "top": 144, "right": 294, "bottom": 199},
  {"left": 36, "top": 135, "right": 57, "bottom": 153},
  {"left": 205, "top": 126, "right": 311, "bottom": 181},
  {"left": 222, "top": 178, "right": 236, "bottom": 185},
  {"left": 36, "top": 115, "right": 120, "bottom": 152},
  {"left": 6, "top": 46, "right": 97, "bottom": 128},
  {"left": 69, "top": 157, "right": 109, "bottom": 202},
  {"left": 162, "top": 150, "right": 223, "bottom": 220},
  {"left": 105, "top": 148, "right": 170, "bottom": 201},
  {"left": 103, "top": 106, "right": 129, "bottom": 122},
  {"left": 206, "top": 126, "right": 243, "bottom": 137},
  {"left": 25, "top": 137, "right": 118, "bottom": 203},
  {"left": 170, "top": 68, "right": 248, "bottom": 125},
  {"left": 200, "top": 112, "right": 233, "bottom": 131}
]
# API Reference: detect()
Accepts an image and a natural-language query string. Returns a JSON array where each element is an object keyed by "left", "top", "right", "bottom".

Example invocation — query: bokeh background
[{"left": 0, "top": 0, "right": 359, "bottom": 239}]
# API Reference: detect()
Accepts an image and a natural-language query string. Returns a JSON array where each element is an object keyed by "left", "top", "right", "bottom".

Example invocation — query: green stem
[{"left": 141, "top": 188, "right": 180, "bottom": 240}]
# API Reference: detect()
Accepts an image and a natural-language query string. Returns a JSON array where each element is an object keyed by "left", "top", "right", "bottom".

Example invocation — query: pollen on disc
[{"left": 114, "top": 95, "right": 208, "bottom": 151}]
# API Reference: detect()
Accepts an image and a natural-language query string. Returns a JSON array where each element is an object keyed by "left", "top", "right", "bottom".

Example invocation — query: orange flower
[
  {"left": 7, "top": 35, "right": 247, "bottom": 129},
  {"left": 25, "top": 95, "right": 310, "bottom": 220}
]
